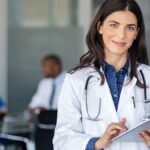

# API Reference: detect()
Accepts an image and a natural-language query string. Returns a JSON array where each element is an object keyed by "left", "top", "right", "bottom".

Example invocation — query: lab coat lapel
[
  {"left": 100, "top": 77, "right": 119, "bottom": 121},
  {"left": 117, "top": 76, "right": 137, "bottom": 113},
  {"left": 89, "top": 68, "right": 119, "bottom": 122}
]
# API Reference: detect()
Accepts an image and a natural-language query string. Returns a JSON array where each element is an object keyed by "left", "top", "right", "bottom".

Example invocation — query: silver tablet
[{"left": 112, "top": 119, "right": 150, "bottom": 143}]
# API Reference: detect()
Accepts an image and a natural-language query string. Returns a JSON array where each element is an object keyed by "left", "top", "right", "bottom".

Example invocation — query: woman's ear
[{"left": 97, "top": 21, "right": 102, "bottom": 34}]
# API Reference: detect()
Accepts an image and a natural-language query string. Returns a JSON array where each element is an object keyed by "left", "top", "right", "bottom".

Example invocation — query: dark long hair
[{"left": 71, "top": 0, "right": 149, "bottom": 87}]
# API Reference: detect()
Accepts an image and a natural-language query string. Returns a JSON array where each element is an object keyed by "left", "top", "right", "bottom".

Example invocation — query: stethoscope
[
  {"left": 85, "top": 75, "right": 101, "bottom": 121},
  {"left": 139, "top": 70, "right": 150, "bottom": 120},
  {"left": 85, "top": 70, "right": 150, "bottom": 121}
]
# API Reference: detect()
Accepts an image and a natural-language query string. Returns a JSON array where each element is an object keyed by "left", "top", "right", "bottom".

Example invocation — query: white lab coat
[
  {"left": 53, "top": 64, "right": 150, "bottom": 150},
  {"left": 28, "top": 71, "right": 66, "bottom": 109}
]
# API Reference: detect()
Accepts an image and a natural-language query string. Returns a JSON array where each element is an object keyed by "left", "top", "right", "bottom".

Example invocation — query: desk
[
  {"left": 0, "top": 113, "right": 34, "bottom": 139},
  {"left": 0, "top": 113, "right": 35, "bottom": 150}
]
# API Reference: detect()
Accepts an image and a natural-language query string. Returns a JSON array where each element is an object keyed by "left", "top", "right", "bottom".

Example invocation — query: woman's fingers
[
  {"left": 120, "top": 118, "right": 126, "bottom": 126},
  {"left": 96, "top": 119, "right": 128, "bottom": 149},
  {"left": 140, "top": 131, "right": 150, "bottom": 146},
  {"left": 106, "top": 118, "right": 128, "bottom": 139},
  {"left": 106, "top": 119, "right": 128, "bottom": 139},
  {"left": 107, "top": 122, "right": 127, "bottom": 133},
  {"left": 147, "top": 128, "right": 150, "bottom": 133},
  {"left": 120, "top": 118, "right": 126, "bottom": 123},
  {"left": 109, "top": 129, "right": 120, "bottom": 138},
  {"left": 140, "top": 131, "right": 150, "bottom": 140}
]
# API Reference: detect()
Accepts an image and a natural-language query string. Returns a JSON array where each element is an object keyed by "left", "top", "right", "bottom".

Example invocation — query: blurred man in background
[
  {"left": 22, "top": 54, "right": 66, "bottom": 150},
  {"left": 26, "top": 54, "right": 66, "bottom": 120}
]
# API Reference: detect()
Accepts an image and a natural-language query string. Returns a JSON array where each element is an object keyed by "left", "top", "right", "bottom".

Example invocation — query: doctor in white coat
[{"left": 53, "top": 0, "right": 150, "bottom": 149}]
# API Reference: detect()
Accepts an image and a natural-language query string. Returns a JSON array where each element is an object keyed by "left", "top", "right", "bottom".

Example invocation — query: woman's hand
[
  {"left": 94, "top": 118, "right": 128, "bottom": 150},
  {"left": 140, "top": 128, "right": 150, "bottom": 147}
]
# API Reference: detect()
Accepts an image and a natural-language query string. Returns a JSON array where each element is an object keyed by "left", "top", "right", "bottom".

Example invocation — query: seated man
[{"left": 26, "top": 54, "right": 66, "bottom": 123}]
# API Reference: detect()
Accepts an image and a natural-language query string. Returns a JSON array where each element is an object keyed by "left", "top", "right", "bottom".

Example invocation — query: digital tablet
[{"left": 112, "top": 119, "right": 150, "bottom": 143}]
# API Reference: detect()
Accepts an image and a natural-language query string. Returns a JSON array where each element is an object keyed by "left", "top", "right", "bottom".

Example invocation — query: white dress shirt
[{"left": 28, "top": 71, "right": 66, "bottom": 110}]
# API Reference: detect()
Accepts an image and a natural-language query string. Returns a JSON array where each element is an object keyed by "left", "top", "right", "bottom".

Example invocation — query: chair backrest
[
  {"left": 35, "top": 110, "right": 57, "bottom": 150},
  {"left": 0, "top": 133, "right": 29, "bottom": 150},
  {"left": 38, "top": 110, "right": 57, "bottom": 125}
]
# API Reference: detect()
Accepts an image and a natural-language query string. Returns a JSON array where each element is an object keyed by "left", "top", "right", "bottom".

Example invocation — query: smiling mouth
[{"left": 112, "top": 40, "right": 126, "bottom": 47}]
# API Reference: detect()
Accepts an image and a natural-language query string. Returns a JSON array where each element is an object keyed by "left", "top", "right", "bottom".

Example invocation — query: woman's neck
[{"left": 104, "top": 53, "right": 128, "bottom": 72}]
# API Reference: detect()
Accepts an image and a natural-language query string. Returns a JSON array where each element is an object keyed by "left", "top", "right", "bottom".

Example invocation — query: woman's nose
[{"left": 116, "top": 28, "right": 126, "bottom": 39}]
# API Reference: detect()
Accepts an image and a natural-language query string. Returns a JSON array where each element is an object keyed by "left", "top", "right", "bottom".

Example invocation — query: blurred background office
[
  {"left": 0, "top": 0, "right": 150, "bottom": 149},
  {"left": 0, "top": 0, "right": 149, "bottom": 114}
]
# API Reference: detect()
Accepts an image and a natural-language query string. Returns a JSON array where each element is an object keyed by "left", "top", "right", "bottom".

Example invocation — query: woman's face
[{"left": 98, "top": 10, "right": 139, "bottom": 57}]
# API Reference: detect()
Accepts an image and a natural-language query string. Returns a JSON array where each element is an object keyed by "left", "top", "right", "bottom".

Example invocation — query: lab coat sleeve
[{"left": 53, "top": 73, "right": 92, "bottom": 150}]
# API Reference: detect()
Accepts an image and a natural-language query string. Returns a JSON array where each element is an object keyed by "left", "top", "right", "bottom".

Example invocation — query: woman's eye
[
  {"left": 110, "top": 24, "right": 118, "bottom": 28},
  {"left": 127, "top": 26, "right": 136, "bottom": 31}
]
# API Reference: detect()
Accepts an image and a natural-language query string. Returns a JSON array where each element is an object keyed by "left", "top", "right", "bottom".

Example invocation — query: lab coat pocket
[
  {"left": 127, "top": 98, "right": 145, "bottom": 126},
  {"left": 135, "top": 101, "right": 145, "bottom": 122},
  {"left": 120, "top": 97, "right": 143, "bottom": 128},
  {"left": 82, "top": 117, "right": 105, "bottom": 137},
  {"left": 124, "top": 98, "right": 138, "bottom": 127}
]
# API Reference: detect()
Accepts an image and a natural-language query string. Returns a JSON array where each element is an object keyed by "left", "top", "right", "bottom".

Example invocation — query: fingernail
[
  {"left": 122, "top": 128, "right": 127, "bottom": 131},
  {"left": 122, "top": 118, "right": 126, "bottom": 122}
]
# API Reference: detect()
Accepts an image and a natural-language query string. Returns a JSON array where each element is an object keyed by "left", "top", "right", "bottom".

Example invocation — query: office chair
[
  {"left": 34, "top": 110, "right": 57, "bottom": 150},
  {"left": 0, "top": 133, "right": 29, "bottom": 150}
]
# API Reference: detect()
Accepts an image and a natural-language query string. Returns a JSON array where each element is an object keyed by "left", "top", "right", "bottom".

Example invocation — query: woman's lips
[{"left": 112, "top": 40, "right": 126, "bottom": 47}]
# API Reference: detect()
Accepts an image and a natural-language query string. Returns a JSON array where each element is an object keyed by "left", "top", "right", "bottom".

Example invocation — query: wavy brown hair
[{"left": 70, "top": 0, "right": 149, "bottom": 87}]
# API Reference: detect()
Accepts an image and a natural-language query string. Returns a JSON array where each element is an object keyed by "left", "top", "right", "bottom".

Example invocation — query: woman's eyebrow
[
  {"left": 127, "top": 24, "right": 137, "bottom": 27},
  {"left": 107, "top": 20, "right": 137, "bottom": 26},
  {"left": 107, "top": 20, "right": 120, "bottom": 24}
]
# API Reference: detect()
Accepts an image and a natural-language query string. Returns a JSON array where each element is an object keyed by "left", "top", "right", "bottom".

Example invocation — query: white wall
[{"left": 0, "top": 0, "right": 8, "bottom": 101}]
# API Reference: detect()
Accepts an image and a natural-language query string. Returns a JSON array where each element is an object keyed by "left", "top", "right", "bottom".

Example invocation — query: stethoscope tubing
[{"left": 85, "top": 69, "right": 150, "bottom": 121}]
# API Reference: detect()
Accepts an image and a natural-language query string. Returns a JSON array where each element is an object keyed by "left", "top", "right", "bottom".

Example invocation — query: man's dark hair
[{"left": 42, "top": 54, "right": 62, "bottom": 68}]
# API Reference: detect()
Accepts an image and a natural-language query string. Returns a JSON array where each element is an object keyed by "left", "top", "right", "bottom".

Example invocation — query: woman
[{"left": 53, "top": 0, "right": 150, "bottom": 149}]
